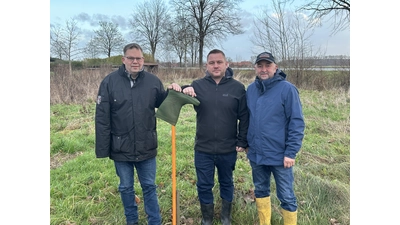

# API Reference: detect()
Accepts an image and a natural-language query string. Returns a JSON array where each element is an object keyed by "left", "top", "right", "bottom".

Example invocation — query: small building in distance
[{"left": 144, "top": 62, "right": 158, "bottom": 73}]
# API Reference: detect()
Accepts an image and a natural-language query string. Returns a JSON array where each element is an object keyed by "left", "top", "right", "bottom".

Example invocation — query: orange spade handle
[{"left": 172, "top": 125, "right": 177, "bottom": 225}]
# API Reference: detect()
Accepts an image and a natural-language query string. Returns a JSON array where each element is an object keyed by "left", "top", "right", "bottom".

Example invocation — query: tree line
[{"left": 50, "top": 0, "right": 350, "bottom": 73}]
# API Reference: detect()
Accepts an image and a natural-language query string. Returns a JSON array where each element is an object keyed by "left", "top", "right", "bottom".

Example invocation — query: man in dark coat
[
  {"left": 95, "top": 43, "right": 181, "bottom": 225},
  {"left": 181, "top": 49, "right": 249, "bottom": 225}
]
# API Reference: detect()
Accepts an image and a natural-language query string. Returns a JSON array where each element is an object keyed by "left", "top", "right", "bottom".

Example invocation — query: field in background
[{"left": 50, "top": 64, "right": 349, "bottom": 105}]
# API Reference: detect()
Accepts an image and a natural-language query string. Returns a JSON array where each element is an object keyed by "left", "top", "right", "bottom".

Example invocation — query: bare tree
[
  {"left": 50, "top": 24, "right": 65, "bottom": 60},
  {"left": 50, "top": 19, "right": 82, "bottom": 76},
  {"left": 171, "top": 0, "right": 244, "bottom": 68},
  {"left": 251, "top": 0, "right": 319, "bottom": 78},
  {"left": 165, "top": 11, "right": 195, "bottom": 67},
  {"left": 296, "top": 0, "right": 350, "bottom": 34},
  {"left": 64, "top": 19, "right": 82, "bottom": 74},
  {"left": 93, "top": 21, "right": 125, "bottom": 58},
  {"left": 83, "top": 37, "right": 101, "bottom": 59},
  {"left": 188, "top": 36, "right": 199, "bottom": 67},
  {"left": 130, "top": 0, "right": 170, "bottom": 61}
]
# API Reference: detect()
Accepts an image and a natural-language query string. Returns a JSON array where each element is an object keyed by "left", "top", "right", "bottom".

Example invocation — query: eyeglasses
[{"left": 124, "top": 56, "right": 143, "bottom": 62}]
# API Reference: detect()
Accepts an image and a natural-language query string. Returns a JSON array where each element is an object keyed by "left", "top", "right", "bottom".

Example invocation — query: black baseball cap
[{"left": 255, "top": 52, "right": 275, "bottom": 64}]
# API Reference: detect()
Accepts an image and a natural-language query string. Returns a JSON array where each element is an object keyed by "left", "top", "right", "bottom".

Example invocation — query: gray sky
[{"left": 50, "top": 0, "right": 350, "bottom": 61}]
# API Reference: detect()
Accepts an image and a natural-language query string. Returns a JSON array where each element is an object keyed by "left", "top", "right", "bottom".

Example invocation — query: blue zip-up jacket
[{"left": 246, "top": 69, "right": 305, "bottom": 166}]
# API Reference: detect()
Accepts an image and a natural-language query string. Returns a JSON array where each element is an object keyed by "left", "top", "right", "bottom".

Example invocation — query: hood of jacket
[
  {"left": 225, "top": 67, "right": 234, "bottom": 78},
  {"left": 204, "top": 67, "right": 234, "bottom": 84}
]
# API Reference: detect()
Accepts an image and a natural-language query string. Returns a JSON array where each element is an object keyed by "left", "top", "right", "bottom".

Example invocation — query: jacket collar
[
  {"left": 255, "top": 69, "right": 286, "bottom": 93},
  {"left": 118, "top": 64, "right": 144, "bottom": 79},
  {"left": 204, "top": 67, "right": 233, "bottom": 84}
]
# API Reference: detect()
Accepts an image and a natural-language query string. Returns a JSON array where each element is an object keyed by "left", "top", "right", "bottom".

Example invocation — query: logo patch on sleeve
[{"left": 97, "top": 95, "right": 102, "bottom": 104}]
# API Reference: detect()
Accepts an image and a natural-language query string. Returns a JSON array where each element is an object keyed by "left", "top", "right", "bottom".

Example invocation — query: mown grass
[{"left": 50, "top": 85, "right": 350, "bottom": 225}]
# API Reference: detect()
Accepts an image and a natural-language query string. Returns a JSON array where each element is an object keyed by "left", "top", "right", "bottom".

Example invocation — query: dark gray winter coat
[{"left": 95, "top": 64, "right": 168, "bottom": 161}]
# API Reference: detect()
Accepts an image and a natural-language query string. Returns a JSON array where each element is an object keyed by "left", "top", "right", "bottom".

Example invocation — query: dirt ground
[{"left": 50, "top": 152, "right": 83, "bottom": 169}]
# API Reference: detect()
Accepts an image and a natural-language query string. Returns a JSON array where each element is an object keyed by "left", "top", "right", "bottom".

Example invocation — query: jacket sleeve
[
  {"left": 181, "top": 84, "right": 191, "bottom": 91},
  {"left": 156, "top": 80, "right": 168, "bottom": 108},
  {"left": 284, "top": 86, "right": 305, "bottom": 159},
  {"left": 95, "top": 79, "right": 111, "bottom": 158},
  {"left": 236, "top": 86, "right": 249, "bottom": 148}
]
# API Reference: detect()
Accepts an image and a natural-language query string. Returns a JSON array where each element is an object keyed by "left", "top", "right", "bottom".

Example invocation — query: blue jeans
[
  {"left": 114, "top": 157, "right": 161, "bottom": 225},
  {"left": 250, "top": 161, "right": 297, "bottom": 212},
  {"left": 194, "top": 150, "right": 237, "bottom": 204}
]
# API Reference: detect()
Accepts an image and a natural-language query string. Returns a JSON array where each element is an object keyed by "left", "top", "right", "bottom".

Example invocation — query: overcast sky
[{"left": 50, "top": 0, "right": 350, "bottom": 61}]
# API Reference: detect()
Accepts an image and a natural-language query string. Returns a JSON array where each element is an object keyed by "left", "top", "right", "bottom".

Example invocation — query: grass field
[{"left": 50, "top": 83, "right": 350, "bottom": 225}]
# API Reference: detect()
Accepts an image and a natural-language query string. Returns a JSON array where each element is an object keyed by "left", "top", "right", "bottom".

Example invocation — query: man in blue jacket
[
  {"left": 242, "top": 52, "right": 305, "bottom": 225},
  {"left": 181, "top": 49, "right": 249, "bottom": 225}
]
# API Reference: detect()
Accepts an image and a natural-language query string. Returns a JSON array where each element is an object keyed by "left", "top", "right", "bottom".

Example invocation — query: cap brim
[{"left": 255, "top": 58, "right": 274, "bottom": 64}]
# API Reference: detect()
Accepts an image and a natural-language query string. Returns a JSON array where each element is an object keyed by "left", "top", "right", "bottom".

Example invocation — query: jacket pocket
[
  {"left": 111, "top": 133, "right": 131, "bottom": 153},
  {"left": 111, "top": 91, "right": 127, "bottom": 109},
  {"left": 144, "top": 131, "right": 157, "bottom": 150}
]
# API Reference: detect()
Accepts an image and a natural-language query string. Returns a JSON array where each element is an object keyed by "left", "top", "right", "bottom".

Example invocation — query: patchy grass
[{"left": 50, "top": 85, "right": 350, "bottom": 225}]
